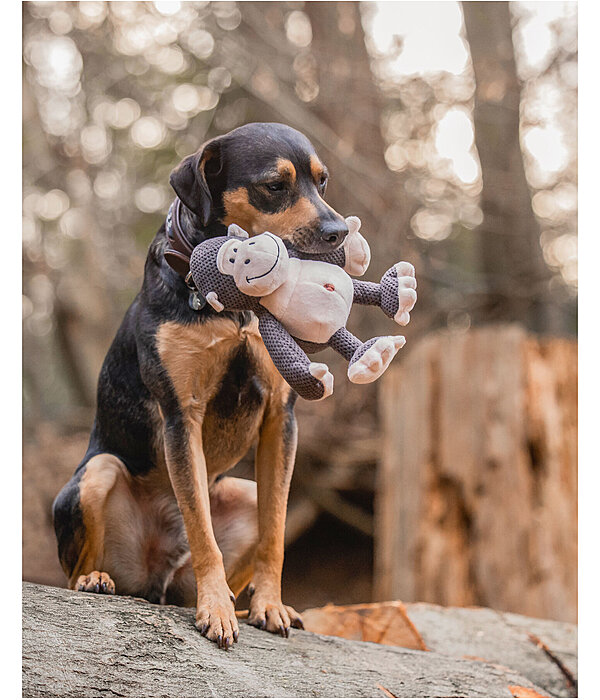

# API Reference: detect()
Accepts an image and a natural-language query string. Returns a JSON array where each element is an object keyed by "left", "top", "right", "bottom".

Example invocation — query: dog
[{"left": 52, "top": 123, "right": 353, "bottom": 650}]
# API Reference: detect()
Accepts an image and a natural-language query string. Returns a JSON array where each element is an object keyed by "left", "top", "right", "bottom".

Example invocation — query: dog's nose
[{"left": 319, "top": 220, "right": 349, "bottom": 247}]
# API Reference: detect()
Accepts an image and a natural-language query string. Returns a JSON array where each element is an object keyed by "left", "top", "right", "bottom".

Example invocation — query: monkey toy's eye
[{"left": 266, "top": 181, "right": 285, "bottom": 192}]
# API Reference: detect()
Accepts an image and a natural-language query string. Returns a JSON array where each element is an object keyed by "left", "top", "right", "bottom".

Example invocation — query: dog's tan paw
[
  {"left": 195, "top": 590, "right": 239, "bottom": 650},
  {"left": 248, "top": 596, "right": 304, "bottom": 637},
  {"left": 76, "top": 571, "right": 115, "bottom": 595}
]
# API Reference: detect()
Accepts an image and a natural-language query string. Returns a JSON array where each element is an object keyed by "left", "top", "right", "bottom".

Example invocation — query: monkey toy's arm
[
  {"left": 257, "top": 311, "right": 334, "bottom": 401},
  {"left": 352, "top": 262, "right": 417, "bottom": 327}
]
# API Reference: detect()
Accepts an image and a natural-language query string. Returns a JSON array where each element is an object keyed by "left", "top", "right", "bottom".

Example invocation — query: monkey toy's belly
[{"left": 261, "top": 259, "right": 354, "bottom": 344}]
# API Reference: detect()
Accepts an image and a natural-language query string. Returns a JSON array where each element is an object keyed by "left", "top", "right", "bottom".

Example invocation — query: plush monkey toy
[{"left": 189, "top": 217, "right": 417, "bottom": 401}]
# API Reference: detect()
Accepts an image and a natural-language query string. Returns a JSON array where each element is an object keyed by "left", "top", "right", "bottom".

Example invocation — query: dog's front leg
[
  {"left": 163, "top": 411, "right": 238, "bottom": 649},
  {"left": 248, "top": 393, "right": 304, "bottom": 636}
]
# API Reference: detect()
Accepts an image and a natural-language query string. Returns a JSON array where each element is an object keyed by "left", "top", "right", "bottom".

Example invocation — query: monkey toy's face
[{"left": 216, "top": 229, "right": 290, "bottom": 296}]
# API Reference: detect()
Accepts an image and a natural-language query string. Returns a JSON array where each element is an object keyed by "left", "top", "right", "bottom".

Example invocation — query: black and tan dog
[{"left": 52, "top": 123, "right": 352, "bottom": 649}]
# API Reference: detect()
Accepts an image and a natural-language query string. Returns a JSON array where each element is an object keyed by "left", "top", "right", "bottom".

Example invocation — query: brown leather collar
[{"left": 164, "top": 197, "right": 196, "bottom": 280}]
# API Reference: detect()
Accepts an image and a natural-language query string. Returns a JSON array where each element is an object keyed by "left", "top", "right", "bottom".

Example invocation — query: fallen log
[{"left": 22, "top": 583, "right": 576, "bottom": 698}]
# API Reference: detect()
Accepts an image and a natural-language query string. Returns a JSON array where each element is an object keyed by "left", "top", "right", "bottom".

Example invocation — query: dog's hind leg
[
  {"left": 54, "top": 452, "right": 190, "bottom": 603},
  {"left": 211, "top": 476, "right": 258, "bottom": 597},
  {"left": 53, "top": 453, "right": 127, "bottom": 594}
]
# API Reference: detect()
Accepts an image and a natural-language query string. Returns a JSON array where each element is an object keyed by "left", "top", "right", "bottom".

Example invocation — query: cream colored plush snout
[{"left": 217, "top": 227, "right": 290, "bottom": 297}]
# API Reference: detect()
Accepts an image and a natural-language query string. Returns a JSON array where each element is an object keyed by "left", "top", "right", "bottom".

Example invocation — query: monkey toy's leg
[
  {"left": 258, "top": 311, "right": 334, "bottom": 401},
  {"left": 353, "top": 262, "right": 417, "bottom": 326},
  {"left": 328, "top": 327, "right": 406, "bottom": 385}
]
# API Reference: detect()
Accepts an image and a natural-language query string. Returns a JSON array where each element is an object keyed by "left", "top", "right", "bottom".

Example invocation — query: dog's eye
[
  {"left": 266, "top": 181, "right": 285, "bottom": 192},
  {"left": 319, "top": 176, "right": 328, "bottom": 193}
]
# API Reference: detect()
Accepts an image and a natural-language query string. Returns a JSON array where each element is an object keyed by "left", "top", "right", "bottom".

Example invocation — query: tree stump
[{"left": 375, "top": 324, "right": 577, "bottom": 623}]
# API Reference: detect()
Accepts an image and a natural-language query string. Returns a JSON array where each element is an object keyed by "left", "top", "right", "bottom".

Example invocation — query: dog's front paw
[
  {"left": 195, "top": 585, "right": 238, "bottom": 650},
  {"left": 247, "top": 588, "right": 304, "bottom": 637},
  {"left": 76, "top": 571, "right": 115, "bottom": 595}
]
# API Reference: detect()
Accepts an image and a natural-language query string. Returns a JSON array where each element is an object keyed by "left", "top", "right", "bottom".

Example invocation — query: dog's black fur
[{"left": 52, "top": 123, "right": 348, "bottom": 648}]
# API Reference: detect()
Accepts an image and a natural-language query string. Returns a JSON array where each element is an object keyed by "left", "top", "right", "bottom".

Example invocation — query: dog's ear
[{"left": 169, "top": 137, "right": 223, "bottom": 226}]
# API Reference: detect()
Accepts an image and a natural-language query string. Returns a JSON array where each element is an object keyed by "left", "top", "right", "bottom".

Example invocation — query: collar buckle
[{"left": 184, "top": 270, "right": 196, "bottom": 291}]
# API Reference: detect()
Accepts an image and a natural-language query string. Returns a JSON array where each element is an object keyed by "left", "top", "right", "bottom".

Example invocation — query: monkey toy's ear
[{"left": 227, "top": 223, "right": 249, "bottom": 239}]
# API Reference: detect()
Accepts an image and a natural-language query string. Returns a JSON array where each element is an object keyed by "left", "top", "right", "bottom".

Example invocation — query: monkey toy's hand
[{"left": 380, "top": 262, "right": 417, "bottom": 326}]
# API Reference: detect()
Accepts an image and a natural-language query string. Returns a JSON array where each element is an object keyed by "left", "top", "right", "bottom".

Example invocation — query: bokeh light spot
[
  {"left": 135, "top": 184, "right": 167, "bottom": 213},
  {"left": 154, "top": 1, "right": 181, "bottom": 16},
  {"left": 35, "top": 190, "right": 70, "bottom": 221},
  {"left": 187, "top": 29, "right": 215, "bottom": 59},
  {"left": 285, "top": 11, "right": 312, "bottom": 48},
  {"left": 523, "top": 125, "right": 568, "bottom": 174},
  {"left": 131, "top": 116, "right": 166, "bottom": 148}
]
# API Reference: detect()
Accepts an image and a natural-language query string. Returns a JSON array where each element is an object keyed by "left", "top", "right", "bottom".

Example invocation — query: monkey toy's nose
[{"left": 319, "top": 220, "right": 349, "bottom": 247}]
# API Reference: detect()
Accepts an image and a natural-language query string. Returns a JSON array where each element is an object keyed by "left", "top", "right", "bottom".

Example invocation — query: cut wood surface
[
  {"left": 301, "top": 601, "right": 428, "bottom": 650},
  {"left": 22, "top": 583, "right": 577, "bottom": 698},
  {"left": 375, "top": 325, "right": 577, "bottom": 623}
]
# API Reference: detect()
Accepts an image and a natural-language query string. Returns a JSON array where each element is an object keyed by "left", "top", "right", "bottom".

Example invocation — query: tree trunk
[
  {"left": 304, "top": 1, "right": 419, "bottom": 281},
  {"left": 462, "top": 2, "right": 554, "bottom": 332},
  {"left": 374, "top": 325, "right": 577, "bottom": 623},
  {"left": 22, "top": 582, "right": 576, "bottom": 698}
]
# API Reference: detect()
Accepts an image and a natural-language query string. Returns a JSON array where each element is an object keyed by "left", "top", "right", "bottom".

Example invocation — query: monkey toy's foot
[{"left": 347, "top": 336, "right": 405, "bottom": 384}]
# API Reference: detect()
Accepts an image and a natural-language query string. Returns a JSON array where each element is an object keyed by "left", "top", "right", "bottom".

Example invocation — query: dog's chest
[{"left": 156, "top": 315, "right": 281, "bottom": 475}]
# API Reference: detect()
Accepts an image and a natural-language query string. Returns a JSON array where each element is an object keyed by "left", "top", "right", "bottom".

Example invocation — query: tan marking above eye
[
  {"left": 276, "top": 158, "right": 296, "bottom": 183},
  {"left": 309, "top": 154, "right": 326, "bottom": 185}
]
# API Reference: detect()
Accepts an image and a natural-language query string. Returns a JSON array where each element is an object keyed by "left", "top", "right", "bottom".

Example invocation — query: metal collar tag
[{"left": 188, "top": 290, "right": 206, "bottom": 311}]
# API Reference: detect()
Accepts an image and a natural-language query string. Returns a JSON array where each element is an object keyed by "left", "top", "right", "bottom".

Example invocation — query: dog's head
[{"left": 169, "top": 122, "right": 348, "bottom": 254}]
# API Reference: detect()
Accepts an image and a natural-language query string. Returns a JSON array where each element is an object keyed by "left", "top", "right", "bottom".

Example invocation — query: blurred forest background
[{"left": 23, "top": 1, "right": 577, "bottom": 622}]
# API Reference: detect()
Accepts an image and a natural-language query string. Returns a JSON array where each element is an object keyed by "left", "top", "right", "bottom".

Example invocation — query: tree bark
[
  {"left": 22, "top": 582, "right": 575, "bottom": 698},
  {"left": 303, "top": 1, "right": 419, "bottom": 283},
  {"left": 462, "top": 2, "right": 554, "bottom": 332}
]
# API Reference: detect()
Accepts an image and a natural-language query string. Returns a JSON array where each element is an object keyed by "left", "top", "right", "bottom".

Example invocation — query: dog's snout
[{"left": 319, "top": 220, "right": 348, "bottom": 247}]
